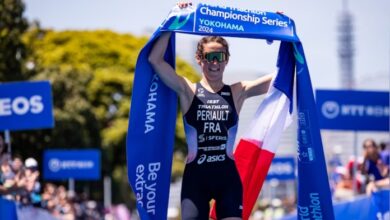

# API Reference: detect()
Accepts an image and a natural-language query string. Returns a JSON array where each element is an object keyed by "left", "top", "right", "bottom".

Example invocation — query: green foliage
[
  {"left": 0, "top": 0, "right": 28, "bottom": 81},
  {"left": 12, "top": 28, "right": 200, "bottom": 206},
  {"left": 172, "top": 151, "right": 186, "bottom": 182}
]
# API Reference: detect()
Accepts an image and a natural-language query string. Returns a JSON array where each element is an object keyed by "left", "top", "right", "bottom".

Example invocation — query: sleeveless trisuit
[{"left": 181, "top": 83, "right": 243, "bottom": 219}]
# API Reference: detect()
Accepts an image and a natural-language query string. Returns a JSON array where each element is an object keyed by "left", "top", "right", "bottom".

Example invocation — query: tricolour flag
[{"left": 211, "top": 42, "right": 295, "bottom": 220}]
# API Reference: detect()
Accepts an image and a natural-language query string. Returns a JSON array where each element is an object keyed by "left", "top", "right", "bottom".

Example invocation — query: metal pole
[
  {"left": 68, "top": 178, "right": 75, "bottom": 194},
  {"left": 104, "top": 176, "right": 112, "bottom": 209},
  {"left": 352, "top": 131, "right": 358, "bottom": 195},
  {"left": 4, "top": 130, "right": 11, "bottom": 155}
]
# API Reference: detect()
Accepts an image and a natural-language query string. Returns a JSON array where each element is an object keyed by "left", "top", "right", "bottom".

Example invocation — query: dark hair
[
  {"left": 363, "top": 138, "right": 377, "bottom": 149},
  {"left": 380, "top": 141, "right": 388, "bottom": 151},
  {"left": 196, "top": 36, "right": 230, "bottom": 60}
]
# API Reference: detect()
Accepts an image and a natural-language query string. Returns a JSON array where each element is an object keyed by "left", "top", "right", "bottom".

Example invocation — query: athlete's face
[{"left": 196, "top": 42, "right": 228, "bottom": 82}]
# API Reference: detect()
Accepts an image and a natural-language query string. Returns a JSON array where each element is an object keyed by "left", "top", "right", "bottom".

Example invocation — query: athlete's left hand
[{"left": 177, "top": 2, "right": 192, "bottom": 9}]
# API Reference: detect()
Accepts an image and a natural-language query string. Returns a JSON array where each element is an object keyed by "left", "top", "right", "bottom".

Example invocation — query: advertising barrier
[
  {"left": 0, "top": 81, "right": 54, "bottom": 131},
  {"left": 43, "top": 149, "right": 101, "bottom": 180},
  {"left": 266, "top": 157, "right": 295, "bottom": 181},
  {"left": 316, "top": 90, "right": 389, "bottom": 131}
]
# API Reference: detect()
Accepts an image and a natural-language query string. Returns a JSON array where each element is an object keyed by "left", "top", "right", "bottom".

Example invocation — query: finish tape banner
[
  {"left": 161, "top": 3, "right": 298, "bottom": 41},
  {"left": 127, "top": 3, "right": 334, "bottom": 220}
]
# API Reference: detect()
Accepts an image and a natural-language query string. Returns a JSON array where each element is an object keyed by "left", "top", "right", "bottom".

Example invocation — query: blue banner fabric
[
  {"left": 127, "top": 3, "right": 334, "bottom": 219},
  {"left": 0, "top": 81, "right": 54, "bottom": 131},
  {"left": 294, "top": 42, "right": 335, "bottom": 220},
  {"left": 126, "top": 31, "right": 177, "bottom": 219}
]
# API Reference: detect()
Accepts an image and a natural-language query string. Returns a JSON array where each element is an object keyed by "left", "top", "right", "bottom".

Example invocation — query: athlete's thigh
[
  {"left": 181, "top": 197, "right": 210, "bottom": 220},
  {"left": 215, "top": 194, "right": 242, "bottom": 219},
  {"left": 215, "top": 168, "right": 243, "bottom": 219}
]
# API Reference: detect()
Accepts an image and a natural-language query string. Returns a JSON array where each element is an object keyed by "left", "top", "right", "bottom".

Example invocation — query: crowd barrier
[
  {"left": 0, "top": 197, "right": 17, "bottom": 220},
  {"left": 281, "top": 189, "right": 390, "bottom": 220},
  {"left": 2, "top": 190, "right": 389, "bottom": 219},
  {"left": 0, "top": 197, "right": 56, "bottom": 220}
]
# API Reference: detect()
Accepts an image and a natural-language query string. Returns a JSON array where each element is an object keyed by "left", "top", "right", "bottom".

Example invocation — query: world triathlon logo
[
  {"left": 168, "top": 13, "right": 191, "bottom": 30},
  {"left": 321, "top": 101, "right": 340, "bottom": 119},
  {"left": 293, "top": 43, "right": 305, "bottom": 64}
]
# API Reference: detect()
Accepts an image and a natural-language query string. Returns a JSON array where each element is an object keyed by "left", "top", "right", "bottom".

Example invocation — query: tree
[
  {"left": 0, "top": 0, "right": 28, "bottom": 81},
  {"left": 16, "top": 29, "right": 200, "bottom": 206}
]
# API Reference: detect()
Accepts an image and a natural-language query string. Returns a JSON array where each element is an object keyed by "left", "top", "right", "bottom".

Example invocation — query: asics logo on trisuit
[{"left": 197, "top": 154, "right": 226, "bottom": 164}]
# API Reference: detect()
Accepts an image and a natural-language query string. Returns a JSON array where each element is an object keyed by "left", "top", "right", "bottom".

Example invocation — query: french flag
[{"left": 211, "top": 42, "right": 295, "bottom": 220}]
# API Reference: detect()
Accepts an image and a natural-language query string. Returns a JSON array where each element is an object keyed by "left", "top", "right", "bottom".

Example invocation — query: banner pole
[
  {"left": 4, "top": 130, "right": 11, "bottom": 155},
  {"left": 104, "top": 176, "right": 112, "bottom": 209}
]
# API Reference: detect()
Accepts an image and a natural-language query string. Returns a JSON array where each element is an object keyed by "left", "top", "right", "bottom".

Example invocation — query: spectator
[
  {"left": 12, "top": 156, "right": 24, "bottom": 175},
  {"left": 20, "top": 157, "right": 41, "bottom": 205},
  {"left": 41, "top": 183, "right": 57, "bottom": 211},
  {"left": 328, "top": 145, "right": 344, "bottom": 193},
  {"left": 0, "top": 153, "right": 16, "bottom": 196},
  {"left": 1, "top": 154, "right": 31, "bottom": 200},
  {"left": 1, "top": 153, "right": 103, "bottom": 219},
  {"left": 333, "top": 165, "right": 363, "bottom": 200},
  {"left": 379, "top": 141, "right": 390, "bottom": 166},
  {"left": 361, "top": 139, "right": 389, "bottom": 182},
  {"left": 0, "top": 153, "right": 15, "bottom": 185},
  {"left": 365, "top": 177, "right": 390, "bottom": 195}
]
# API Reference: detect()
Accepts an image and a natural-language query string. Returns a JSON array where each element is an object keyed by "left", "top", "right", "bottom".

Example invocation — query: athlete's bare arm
[
  {"left": 231, "top": 73, "right": 274, "bottom": 113},
  {"left": 148, "top": 32, "right": 195, "bottom": 112}
]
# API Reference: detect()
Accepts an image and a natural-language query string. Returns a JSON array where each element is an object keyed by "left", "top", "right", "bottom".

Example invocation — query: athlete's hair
[{"left": 195, "top": 36, "right": 230, "bottom": 60}]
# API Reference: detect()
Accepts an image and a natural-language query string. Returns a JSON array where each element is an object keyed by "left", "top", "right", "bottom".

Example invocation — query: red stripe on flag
[
  {"left": 210, "top": 139, "right": 275, "bottom": 220},
  {"left": 235, "top": 139, "right": 263, "bottom": 188},
  {"left": 238, "top": 140, "right": 275, "bottom": 220}
]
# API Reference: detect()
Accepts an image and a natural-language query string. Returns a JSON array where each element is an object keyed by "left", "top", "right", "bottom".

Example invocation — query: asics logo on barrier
[
  {"left": 321, "top": 101, "right": 340, "bottom": 119},
  {"left": 197, "top": 154, "right": 226, "bottom": 164}
]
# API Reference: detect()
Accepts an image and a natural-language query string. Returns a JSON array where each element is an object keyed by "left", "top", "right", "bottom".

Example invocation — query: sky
[{"left": 23, "top": 0, "right": 390, "bottom": 90}]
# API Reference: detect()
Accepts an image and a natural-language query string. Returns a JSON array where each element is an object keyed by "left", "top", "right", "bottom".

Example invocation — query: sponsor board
[
  {"left": 266, "top": 157, "right": 295, "bottom": 180},
  {"left": 316, "top": 90, "right": 389, "bottom": 131},
  {"left": 43, "top": 149, "right": 100, "bottom": 180},
  {"left": 0, "top": 81, "right": 54, "bottom": 131}
]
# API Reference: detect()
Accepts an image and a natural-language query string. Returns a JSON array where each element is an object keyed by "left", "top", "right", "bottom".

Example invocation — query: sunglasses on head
[{"left": 203, "top": 51, "right": 227, "bottom": 63}]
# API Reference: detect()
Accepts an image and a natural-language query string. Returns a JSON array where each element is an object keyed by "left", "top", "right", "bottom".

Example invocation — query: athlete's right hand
[{"left": 177, "top": 2, "right": 192, "bottom": 9}]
